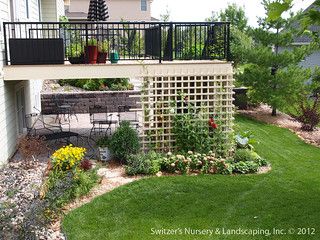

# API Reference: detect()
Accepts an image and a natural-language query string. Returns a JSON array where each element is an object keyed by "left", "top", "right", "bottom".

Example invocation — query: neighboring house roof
[
  {"left": 151, "top": 16, "right": 159, "bottom": 21},
  {"left": 293, "top": 25, "right": 320, "bottom": 44},
  {"left": 65, "top": 10, "right": 88, "bottom": 20},
  {"left": 292, "top": 2, "right": 320, "bottom": 45}
]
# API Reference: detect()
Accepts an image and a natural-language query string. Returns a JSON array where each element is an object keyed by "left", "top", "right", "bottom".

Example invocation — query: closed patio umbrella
[{"left": 87, "top": 0, "right": 109, "bottom": 21}]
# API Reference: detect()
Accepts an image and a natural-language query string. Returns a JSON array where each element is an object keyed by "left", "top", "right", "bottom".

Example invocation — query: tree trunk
[{"left": 272, "top": 107, "right": 277, "bottom": 116}]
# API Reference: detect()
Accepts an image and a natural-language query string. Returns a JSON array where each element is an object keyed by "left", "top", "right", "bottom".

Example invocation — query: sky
[{"left": 151, "top": 0, "right": 315, "bottom": 26}]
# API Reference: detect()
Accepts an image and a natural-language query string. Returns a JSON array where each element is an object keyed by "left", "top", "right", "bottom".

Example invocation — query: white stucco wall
[{"left": 68, "top": 0, "right": 152, "bottom": 21}]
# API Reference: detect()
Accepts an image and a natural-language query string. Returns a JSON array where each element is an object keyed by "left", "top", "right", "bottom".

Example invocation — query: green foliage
[
  {"left": 235, "top": 130, "right": 257, "bottom": 150},
  {"left": 44, "top": 169, "right": 99, "bottom": 212},
  {"left": 87, "top": 38, "right": 97, "bottom": 46},
  {"left": 98, "top": 40, "right": 109, "bottom": 53},
  {"left": 108, "top": 121, "right": 141, "bottom": 162},
  {"left": 219, "top": 3, "right": 248, "bottom": 31},
  {"left": 160, "top": 6, "right": 170, "bottom": 22},
  {"left": 206, "top": 4, "right": 248, "bottom": 31},
  {"left": 238, "top": 58, "right": 310, "bottom": 116},
  {"left": 237, "top": 0, "right": 314, "bottom": 115},
  {"left": 206, "top": 4, "right": 251, "bottom": 66},
  {"left": 96, "top": 136, "right": 110, "bottom": 148},
  {"left": 266, "top": 0, "right": 293, "bottom": 22},
  {"left": 230, "top": 27, "right": 253, "bottom": 67},
  {"left": 66, "top": 43, "right": 84, "bottom": 58},
  {"left": 287, "top": 67, "right": 320, "bottom": 131},
  {"left": 233, "top": 161, "right": 259, "bottom": 174},
  {"left": 83, "top": 79, "right": 100, "bottom": 91},
  {"left": 172, "top": 109, "right": 213, "bottom": 154},
  {"left": 160, "top": 151, "right": 233, "bottom": 175},
  {"left": 301, "top": 0, "right": 320, "bottom": 44},
  {"left": 59, "top": 78, "right": 131, "bottom": 91},
  {"left": 125, "top": 151, "right": 162, "bottom": 175},
  {"left": 234, "top": 149, "right": 260, "bottom": 162}
]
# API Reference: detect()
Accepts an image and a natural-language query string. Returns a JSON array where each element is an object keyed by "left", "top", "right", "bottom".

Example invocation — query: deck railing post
[
  {"left": 3, "top": 22, "right": 8, "bottom": 65},
  {"left": 226, "top": 23, "right": 231, "bottom": 61},
  {"left": 169, "top": 22, "right": 173, "bottom": 61},
  {"left": 85, "top": 22, "right": 89, "bottom": 47},
  {"left": 159, "top": 23, "right": 162, "bottom": 63}
]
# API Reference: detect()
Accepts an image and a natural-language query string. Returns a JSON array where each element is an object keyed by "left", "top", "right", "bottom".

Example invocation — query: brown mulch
[{"left": 238, "top": 105, "right": 320, "bottom": 148}]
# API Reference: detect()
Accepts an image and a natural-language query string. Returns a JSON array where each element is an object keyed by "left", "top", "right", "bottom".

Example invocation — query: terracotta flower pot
[
  {"left": 97, "top": 52, "right": 108, "bottom": 64},
  {"left": 85, "top": 46, "right": 98, "bottom": 64}
]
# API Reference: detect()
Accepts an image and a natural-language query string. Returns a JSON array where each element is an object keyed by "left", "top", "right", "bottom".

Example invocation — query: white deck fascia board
[{"left": 3, "top": 61, "right": 232, "bottom": 81}]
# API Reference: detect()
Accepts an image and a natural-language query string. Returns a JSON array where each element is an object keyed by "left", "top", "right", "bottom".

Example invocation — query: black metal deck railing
[{"left": 3, "top": 21, "right": 230, "bottom": 65}]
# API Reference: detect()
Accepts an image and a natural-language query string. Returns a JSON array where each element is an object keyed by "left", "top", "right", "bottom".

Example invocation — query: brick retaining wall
[{"left": 41, "top": 91, "right": 141, "bottom": 114}]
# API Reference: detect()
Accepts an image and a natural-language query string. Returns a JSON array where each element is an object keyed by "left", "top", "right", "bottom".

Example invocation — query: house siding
[
  {"left": 0, "top": 0, "right": 14, "bottom": 166},
  {"left": 41, "top": 0, "right": 57, "bottom": 21},
  {"left": 68, "top": 0, "right": 152, "bottom": 21},
  {"left": 300, "top": 51, "right": 320, "bottom": 69},
  {"left": 41, "top": 0, "right": 64, "bottom": 21},
  {"left": 279, "top": 46, "right": 320, "bottom": 69},
  {"left": 56, "top": 0, "right": 64, "bottom": 19},
  {"left": 0, "top": 0, "right": 43, "bottom": 166}
]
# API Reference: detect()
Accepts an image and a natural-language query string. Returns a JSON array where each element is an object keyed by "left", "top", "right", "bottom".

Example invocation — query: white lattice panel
[{"left": 140, "top": 63, "right": 234, "bottom": 152}]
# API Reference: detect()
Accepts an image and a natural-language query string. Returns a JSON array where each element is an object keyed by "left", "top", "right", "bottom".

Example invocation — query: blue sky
[{"left": 151, "top": 0, "right": 315, "bottom": 26}]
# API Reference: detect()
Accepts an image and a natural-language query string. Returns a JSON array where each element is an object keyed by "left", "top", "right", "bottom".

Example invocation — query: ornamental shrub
[
  {"left": 234, "top": 148, "right": 260, "bottom": 163},
  {"left": 160, "top": 151, "right": 233, "bottom": 175},
  {"left": 79, "top": 159, "right": 93, "bottom": 171},
  {"left": 108, "top": 121, "right": 140, "bottom": 162},
  {"left": 51, "top": 145, "right": 86, "bottom": 171},
  {"left": 125, "top": 151, "right": 162, "bottom": 175},
  {"left": 233, "top": 161, "right": 259, "bottom": 174},
  {"left": 173, "top": 110, "right": 214, "bottom": 154}
]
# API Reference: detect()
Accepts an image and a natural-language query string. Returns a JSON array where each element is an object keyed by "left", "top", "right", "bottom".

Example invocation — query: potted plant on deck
[
  {"left": 96, "top": 136, "right": 112, "bottom": 161},
  {"left": 85, "top": 38, "right": 98, "bottom": 64},
  {"left": 97, "top": 40, "right": 109, "bottom": 64},
  {"left": 110, "top": 49, "right": 119, "bottom": 64},
  {"left": 66, "top": 43, "right": 84, "bottom": 64}
]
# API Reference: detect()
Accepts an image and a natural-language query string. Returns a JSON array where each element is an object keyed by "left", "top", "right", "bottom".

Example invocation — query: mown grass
[{"left": 62, "top": 115, "right": 320, "bottom": 240}]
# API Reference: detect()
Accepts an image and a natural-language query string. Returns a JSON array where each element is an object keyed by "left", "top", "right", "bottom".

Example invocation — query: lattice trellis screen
[{"left": 139, "top": 64, "right": 234, "bottom": 153}]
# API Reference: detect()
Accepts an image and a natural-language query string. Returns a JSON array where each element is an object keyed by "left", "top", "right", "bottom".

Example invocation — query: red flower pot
[
  {"left": 85, "top": 46, "right": 98, "bottom": 64},
  {"left": 97, "top": 52, "right": 108, "bottom": 64}
]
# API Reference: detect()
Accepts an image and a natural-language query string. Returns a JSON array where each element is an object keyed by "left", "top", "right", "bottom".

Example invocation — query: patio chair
[
  {"left": 25, "top": 113, "right": 63, "bottom": 136},
  {"left": 89, "top": 105, "right": 118, "bottom": 137},
  {"left": 117, "top": 105, "right": 140, "bottom": 129},
  {"left": 54, "top": 97, "right": 78, "bottom": 123},
  {"left": 25, "top": 113, "right": 78, "bottom": 144}
]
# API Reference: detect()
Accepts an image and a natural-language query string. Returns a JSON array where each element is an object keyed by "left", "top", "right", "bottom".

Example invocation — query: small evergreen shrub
[{"left": 108, "top": 121, "right": 140, "bottom": 162}]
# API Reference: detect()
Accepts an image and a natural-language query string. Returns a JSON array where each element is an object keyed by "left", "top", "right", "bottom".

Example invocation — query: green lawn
[{"left": 62, "top": 115, "right": 320, "bottom": 240}]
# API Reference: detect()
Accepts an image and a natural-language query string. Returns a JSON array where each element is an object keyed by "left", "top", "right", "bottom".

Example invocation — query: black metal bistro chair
[
  {"left": 25, "top": 113, "right": 79, "bottom": 144},
  {"left": 89, "top": 105, "right": 118, "bottom": 137}
]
